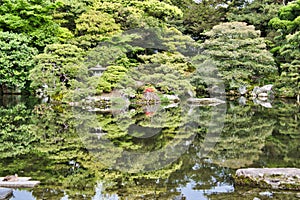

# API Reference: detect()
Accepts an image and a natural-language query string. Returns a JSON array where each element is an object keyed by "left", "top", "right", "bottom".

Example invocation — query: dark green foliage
[
  {"left": 227, "top": 0, "right": 281, "bottom": 37},
  {"left": 0, "top": 104, "right": 36, "bottom": 158},
  {"left": 0, "top": 32, "right": 38, "bottom": 91},
  {"left": 53, "top": 0, "right": 93, "bottom": 31},
  {"left": 269, "top": 0, "right": 300, "bottom": 98},
  {"left": 29, "top": 43, "right": 88, "bottom": 101},
  {"left": 180, "top": 0, "right": 227, "bottom": 38},
  {"left": 176, "top": 0, "right": 249, "bottom": 38}
]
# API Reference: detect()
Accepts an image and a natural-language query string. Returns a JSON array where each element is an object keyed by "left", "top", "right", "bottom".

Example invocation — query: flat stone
[
  {"left": 0, "top": 177, "right": 40, "bottom": 188},
  {"left": 235, "top": 168, "right": 300, "bottom": 190}
]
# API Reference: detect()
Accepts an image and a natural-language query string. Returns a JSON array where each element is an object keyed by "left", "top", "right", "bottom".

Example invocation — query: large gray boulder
[{"left": 234, "top": 168, "right": 300, "bottom": 190}]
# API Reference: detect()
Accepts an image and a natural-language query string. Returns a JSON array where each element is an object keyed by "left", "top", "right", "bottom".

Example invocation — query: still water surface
[{"left": 0, "top": 95, "right": 299, "bottom": 199}]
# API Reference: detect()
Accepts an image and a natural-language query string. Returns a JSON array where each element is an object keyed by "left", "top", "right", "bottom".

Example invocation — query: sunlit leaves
[
  {"left": 71, "top": 10, "right": 121, "bottom": 48},
  {"left": 94, "top": 0, "right": 182, "bottom": 30}
]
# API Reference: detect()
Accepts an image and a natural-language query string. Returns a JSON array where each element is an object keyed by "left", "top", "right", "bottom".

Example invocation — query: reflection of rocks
[
  {"left": 252, "top": 84, "right": 273, "bottom": 98},
  {"left": 253, "top": 98, "right": 273, "bottom": 108},
  {"left": 187, "top": 98, "right": 225, "bottom": 106},
  {"left": 143, "top": 104, "right": 160, "bottom": 117},
  {"left": 235, "top": 168, "right": 300, "bottom": 190},
  {"left": 142, "top": 92, "right": 160, "bottom": 104},
  {"left": 89, "top": 127, "right": 107, "bottom": 139},
  {"left": 251, "top": 85, "right": 274, "bottom": 108}
]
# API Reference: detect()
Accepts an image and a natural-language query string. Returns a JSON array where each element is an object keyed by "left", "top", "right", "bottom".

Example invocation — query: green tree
[
  {"left": 85, "top": 27, "right": 196, "bottom": 95},
  {"left": 93, "top": 0, "right": 182, "bottom": 30},
  {"left": 0, "top": 32, "right": 38, "bottom": 91},
  {"left": 196, "top": 22, "right": 277, "bottom": 93},
  {"left": 96, "top": 65, "right": 128, "bottom": 94},
  {"left": 174, "top": 0, "right": 249, "bottom": 39},
  {"left": 29, "top": 43, "right": 87, "bottom": 101},
  {"left": 227, "top": 0, "right": 281, "bottom": 38},
  {"left": 53, "top": 0, "right": 93, "bottom": 32},
  {"left": 72, "top": 10, "right": 121, "bottom": 49},
  {"left": 180, "top": 0, "right": 228, "bottom": 38},
  {"left": 269, "top": 0, "right": 300, "bottom": 98},
  {"left": 275, "top": 32, "right": 300, "bottom": 98}
]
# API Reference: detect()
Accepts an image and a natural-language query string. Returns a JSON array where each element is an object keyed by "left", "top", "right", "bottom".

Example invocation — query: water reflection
[
  {"left": 0, "top": 95, "right": 299, "bottom": 199},
  {"left": 10, "top": 189, "right": 35, "bottom": 200}
]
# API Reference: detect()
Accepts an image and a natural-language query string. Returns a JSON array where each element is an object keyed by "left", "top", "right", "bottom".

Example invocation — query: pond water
[{"left": 0, "top": 95, "right": 299, "bottom": 200}]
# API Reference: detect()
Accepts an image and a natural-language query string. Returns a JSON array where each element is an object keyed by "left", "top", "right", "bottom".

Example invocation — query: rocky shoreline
[{"left": 234, "top": 168, "right": 300, "bottom": 191}]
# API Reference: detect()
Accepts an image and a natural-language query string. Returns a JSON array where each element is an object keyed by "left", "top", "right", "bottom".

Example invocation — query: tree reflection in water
[{"left": 0, "top": 95, "right": 299, "bottom": 199}]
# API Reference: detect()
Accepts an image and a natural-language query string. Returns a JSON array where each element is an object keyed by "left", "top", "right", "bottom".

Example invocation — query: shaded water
[{"left": 0, "top": 95, "right": 299, "bottom": 199}]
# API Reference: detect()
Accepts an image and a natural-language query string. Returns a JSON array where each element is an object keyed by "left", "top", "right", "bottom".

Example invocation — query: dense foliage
[
  {"left": 0, "top": 1, "right": 299, "bottom": 198},
  {"left": 269, "top": 0, "right": 300, "bottom": 98},
  {"left": 0, "top": 0, "right": 299, "bottom": 98},
  {"left": 196, "top": 22, "right": 277, "bottom": 92},
  {"left": 0, "top": 96, "right": 298, "bottom": 199},
  {"left": 0, "top": 104, "right": 36, "bottom": 158},
  {"left": 0, "top": 32, "right": 37, "bottom": 91}
]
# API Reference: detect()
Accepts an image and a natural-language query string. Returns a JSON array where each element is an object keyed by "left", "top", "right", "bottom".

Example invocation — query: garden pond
[{"left": 0, "top": 95, "right": 299, "bottom": 199}]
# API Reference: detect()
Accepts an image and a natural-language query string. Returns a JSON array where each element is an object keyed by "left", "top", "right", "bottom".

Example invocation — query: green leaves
[
  {"left": 227, "top": 0, "right": 281, "bottom": 37},
  {"left": 0, "top": 0, "right": 68, "bottom": 50},
  {"left": 197, "top": 22, "right": 276, "bottom": 92},
  {"left": 29, "top": 43, "right": 87, "bottom": 101},
  {"left": 0, "top": 104, "right": 36, "bottom": 158},
  {"left": 72, "top": 10, "right": 121, "bottom": 48},
  {"left": 94, "top": 0, "right": 182, "bottom": 30},
  {"left": 0, "top": 32, "right": 38, "bottom": 90},
  {"left": 96, "top": 65, "right": 128, "bottom": 93},
  {"left": 269, "top": 0, "right": 300, "bottom": 98}
]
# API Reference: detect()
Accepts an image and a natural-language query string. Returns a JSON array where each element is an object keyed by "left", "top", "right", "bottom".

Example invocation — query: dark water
[{"left": 0, "top": 95, "right": 299, "bottom": 199}]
